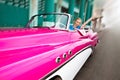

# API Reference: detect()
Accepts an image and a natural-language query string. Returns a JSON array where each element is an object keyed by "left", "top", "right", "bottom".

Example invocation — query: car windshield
[{"left": 27, "top": 13, "right": 70, "bottom": 30}]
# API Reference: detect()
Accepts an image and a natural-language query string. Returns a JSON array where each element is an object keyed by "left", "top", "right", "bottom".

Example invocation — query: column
[
  {"left": 29, "top": 0, "right": 38, "bottom": 26},
  {"left": 56, "top": 0, "right": 62, "bottom": 12},
  {"left": 44, "top": 0, "right": 54, "bottom": 22},
  {"left": 79, "top": 0, "right": 86, "bottom": 23},
  {"left": 68, "top": 0, "right": 75, "bottom": 22},
  {"left": 44, "top": 0, "right": 54, "bottom": 13},
  {"left": 85, "top": 0, "right": 94, "bottom": 25}
]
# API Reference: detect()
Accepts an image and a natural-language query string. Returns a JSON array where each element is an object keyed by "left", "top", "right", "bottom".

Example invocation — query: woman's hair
[
  {"left": 75, "top": 17, "right": 82, "bottom": 22},
  {"left": 74, "top": 17, "right": 82, "bottom": 24}
]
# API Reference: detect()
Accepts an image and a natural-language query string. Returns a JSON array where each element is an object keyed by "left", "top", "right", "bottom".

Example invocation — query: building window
[
  {"left": 38, "top": 0, "right": 45, "bottom": 12},
  {"left": 0, "top": 0, "right": 29, "bottom": 9}
]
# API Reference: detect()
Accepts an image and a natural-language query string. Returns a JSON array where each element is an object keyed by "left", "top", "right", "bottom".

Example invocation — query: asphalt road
[{"left": 74, "top": 27, "right": 120, "bottom": 80}]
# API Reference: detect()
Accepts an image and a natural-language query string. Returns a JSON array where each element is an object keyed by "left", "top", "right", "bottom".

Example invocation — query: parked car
[{"left": 0, "top": 13, "right": 99, "bottom": 80}]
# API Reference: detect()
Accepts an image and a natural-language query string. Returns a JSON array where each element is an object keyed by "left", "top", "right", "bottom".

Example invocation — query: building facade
[{"left": 0, "top": 0, "right": 94, "bottom": 27}]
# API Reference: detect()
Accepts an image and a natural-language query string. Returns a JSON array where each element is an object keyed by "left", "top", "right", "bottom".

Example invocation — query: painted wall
[{"left": 0, "top": 3, "right": 29, "bottom": 27}]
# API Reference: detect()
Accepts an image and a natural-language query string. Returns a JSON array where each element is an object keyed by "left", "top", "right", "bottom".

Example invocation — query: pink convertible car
[{"left": 0, "top": 13, "right": 99, "bottom": 80}]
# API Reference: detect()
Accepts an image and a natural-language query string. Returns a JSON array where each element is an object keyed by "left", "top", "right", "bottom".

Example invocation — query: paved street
[{"left": 74, "top": 27, "right": 120, "bottom": 80}]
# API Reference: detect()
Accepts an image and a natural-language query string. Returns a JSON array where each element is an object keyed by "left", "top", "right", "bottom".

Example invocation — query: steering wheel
[{"left": 56, "top": 23, "right": 66, "bottom": 29}]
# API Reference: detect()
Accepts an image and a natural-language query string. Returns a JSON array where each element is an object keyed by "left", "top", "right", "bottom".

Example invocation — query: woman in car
[{"left": 69, "top": 18, "right": 82, "bottom": 30}]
